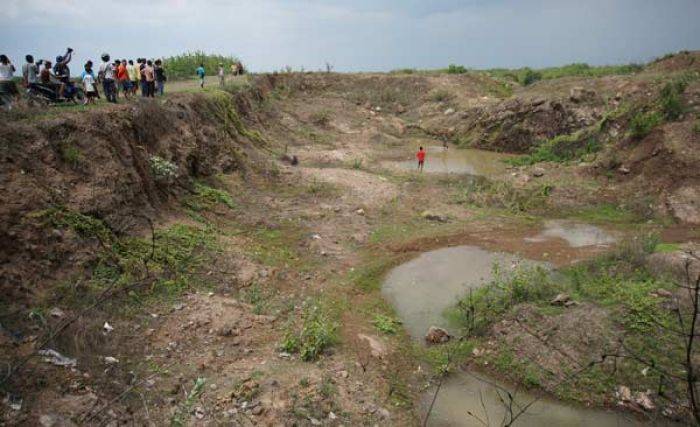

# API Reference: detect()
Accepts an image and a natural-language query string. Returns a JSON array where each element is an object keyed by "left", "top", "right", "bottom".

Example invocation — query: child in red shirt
[{"left": 416, "top": 146, "right": 426, "bottom": 171}]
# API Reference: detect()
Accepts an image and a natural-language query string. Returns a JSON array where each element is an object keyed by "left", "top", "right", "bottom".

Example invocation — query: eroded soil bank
[{"left": 1, "top": 52, "right": 700, "bottom": 426}]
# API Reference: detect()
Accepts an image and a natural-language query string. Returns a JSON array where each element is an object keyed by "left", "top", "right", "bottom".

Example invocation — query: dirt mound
[
  {"left": 646, "top": 50, "right": 700, "bottom": 73},
  {"left": 0, "top": 89, "right": 267, "bottom": 310}
]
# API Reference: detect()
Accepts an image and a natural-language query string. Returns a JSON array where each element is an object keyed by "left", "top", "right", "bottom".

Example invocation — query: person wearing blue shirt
[{"left": 195, "top": 63, "right": 205, "bottom": 88}]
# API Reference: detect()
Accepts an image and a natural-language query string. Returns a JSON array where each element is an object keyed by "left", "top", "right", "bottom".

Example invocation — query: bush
[
  {"left": 309, "top": 110, "right": 332, "bottom": 126},
  {"left": 149, "top": 155, "right": 178, "bottom": 181},
  {"left": 452, "top": 265, "right": 558, "bottom": 335},
  {"left": 446, "top": 64, "right": 468, "bottom": 74},
  {"left": 660, "top": 81, "right": 686, "bottom": 121},
  {"left": 629, "top": 111, "right": 662, "bottom": 140},
  {"left": 507, "top": 133, "right": 601, "bottom": 166},
  {"left": 281, "top": 303, "right": 338, "bottom": 361},
  {"left": 372, "top": 314, "right": 401, "bottom": 334},
  {"left": 520, "top": 68, "right": 542, "bottom": 86},
  {"left": 163, "top": 51, "right": 242, "bottom": 79},
  {"left": 429, "top": 89, "right": 453, "bottom": 103}
]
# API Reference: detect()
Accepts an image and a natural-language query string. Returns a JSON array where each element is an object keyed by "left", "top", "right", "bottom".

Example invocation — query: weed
[
  {"left": 171, "top": 377, "right": 206, "bottom": 427},
  {"left": 629, "top": 111, "right": 662, "bottom": 139},
  {"left": 569, "top": 203, "right": 639, "bottom": 224},
  {"left": 659, "top": 79, "right": 687, "bottom": 121},
  {"left": 372, "top": 314, "right": 401, "bottom": 334},
  {"left": 280, "top": 302, "right": 338, "bottom": 361},
  {"left": 654, "top": 243, "right": 681, "bottom": 253},
  {"left": 451, "top": 264, "right": 559, "bottom": 336},
  {"left": 428, "top": 89, "right": 453, "bottom": 103},
  {"left": 446, "top": 64, "right": 468, "bottom": 74},
  {"left": 163, "top": 51, "right": 242, "bottom": 79},
  {"left": 242, "top": 283, "right": 268, "bottom": 314},
  {"left": 183, "top": 182, "right": 235, "bottom": 212},
  {"left": 351, "top": 158, "right": 363, "bottom": 170},
  {"left": 149, "top": 155, "right": 178, "bottom": 181},
  {"left": 309, "top": 110, "right": 332, "bottom": 126},
  {"left": 59, "top": 142, "right": 83, "bottom": 168},
  {"left": 317, "top": 375, "right": 337, "bottom": 399},
  {"left": 520, "top": 68, "right": 542, "bottom": 86},
  {"left": 507, "top": 132, "right": 600, "bottom": 166},
  {"left": 457, "top": 178, "right": 551, "bottom": 213}
]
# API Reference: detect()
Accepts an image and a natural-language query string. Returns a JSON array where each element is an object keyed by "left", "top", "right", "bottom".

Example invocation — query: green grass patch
[
  {"left": 280, "top": 302, "right": 338, "bottom": 361},
  {"left": 654, "top": 242, "right": 681, "bottom": 253},
  {"left": 456, "top": 178, "right": 552, "bottom": 214},
  {"left": 567, "top": 203, "right": 639, "bottom": 223},
  {"left": 372, "top": 314, "right": 401, "bottom": 335},
  {"left": 506, "top": 132, "right": 601, "bottom": 166},
  {"left": 183, "top": 181, "right": 236, "bottom": 212}
]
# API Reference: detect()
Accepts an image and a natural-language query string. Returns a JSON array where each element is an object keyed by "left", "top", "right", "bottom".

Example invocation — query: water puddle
[
  {"left": 386, "top": 146, "right": 513, "bottom": 176},
  {"left": 382, "top": 245, "right": 648, "bottom": 426},
  {"left": 525, "top": 220, "right": 617, "bottom": 248}
]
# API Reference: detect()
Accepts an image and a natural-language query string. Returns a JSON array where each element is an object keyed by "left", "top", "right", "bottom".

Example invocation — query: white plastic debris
[
  {"left": 38, "top": 349, "right": 77, "bottom": 367},
  {"left": 104, "top": 356, "right": 119, "bottom": 365},
  {"left": 103, "top": 322, "right": 114, "bottom": 333}
]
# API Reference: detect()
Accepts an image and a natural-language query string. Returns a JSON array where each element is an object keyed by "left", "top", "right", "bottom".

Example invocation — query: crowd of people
[{"left": 0, "top": 48, "right": 175, "bottom": 108}]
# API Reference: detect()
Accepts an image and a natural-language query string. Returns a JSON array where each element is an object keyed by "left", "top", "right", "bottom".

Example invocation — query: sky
[{"left": 2, "top": 0, "right": 700, "bottom": 72}]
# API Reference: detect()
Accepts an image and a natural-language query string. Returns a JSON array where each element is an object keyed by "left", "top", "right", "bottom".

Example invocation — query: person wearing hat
[{"left": 53, "top": 47, "right": 73, "bottom": 98}]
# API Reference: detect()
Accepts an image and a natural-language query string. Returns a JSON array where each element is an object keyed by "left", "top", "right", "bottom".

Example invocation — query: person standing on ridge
[
  {"left": 98, "top": 53, "right": 117, "bottom": 103},
  {"left": 218, "top": 63, "right": 225, "bottom": 87},
  {"left": 196, "top": 63, "right": 205, "bottom": 88},
  {"left": 127, "top": 60, "right": 138, "bottom": 96},
  {"left": 143, "top": 60, "right": 155, "bottom": 97},
  {"left": 154, "top": 59, "right": 166, "bottom": 96},
  {"left": 416, "top": 146, "right": 426, "bottom": 172},
  {"left": 22, "top": 55, "right": 39, "bottom": 89}
]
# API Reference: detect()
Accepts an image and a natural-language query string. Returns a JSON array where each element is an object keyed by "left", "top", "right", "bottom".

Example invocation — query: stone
[
  {"left": 668, "top": 186, "right": 700, "bottom": 224},
  {"left": 618, "top": 166, "right": 630, "bottom": 174},
  {"left": 616, "top": 385, "right": 632, "bottom": 403},
  {"left": 377, "top": 407, "right": 391, "bottom": 419},
  {"left": 425, "top": 326, "right": 451, "bottom": 344},
  {"left": 550, "top": 293, "right": 571, "bottom": 306},
  {"left": 634, "top": 391, "right": 655, "bottom": 411},
  {"left": 251, "top": 406, "right": 264, "bottom": 416},
  {"left": 357, "top": 334, "right": 388, "bottom": 359},
  {"left": 444, "top": 108, "right": 455, "bottom": 115},
  {"left": 421, "top": 210, "right": 449, "bottom": 222},
  {"left": 49, "top": 307, "right": 65, "bottom": 318},
  {"left": 356, "top": 208, "right": 366, "bottom": 216},
  {"left": 532, "top": 167, "right": 545, "bottom": 177}
]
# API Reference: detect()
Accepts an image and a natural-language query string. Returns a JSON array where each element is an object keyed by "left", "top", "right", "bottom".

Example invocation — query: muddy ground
[{"left": 1, "top": 52, "right": 700, "bottom": 426}]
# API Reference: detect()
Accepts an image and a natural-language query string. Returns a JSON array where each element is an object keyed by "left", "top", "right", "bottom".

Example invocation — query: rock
[
  {"left": 532, "top": 167, "right": 545, "bottom": 178},
  {"left": 569, "top": 87, "right": 596, "bottom": 103},
  {"left": 444, "top": 108, "right": 455, "bottom": 115},
  {"left": 338, "top": 370, "right": 349, "bottom": 379},
  {"left": 618, "top": 166, "right": 630, "bottom": 174},
  {"left": 667, "top": 186, "right": 700, "bottom": 224},
  {"left": 103, "top": 322, "right": 114, "bottom": 333},
  {"left": 356, "top": 208, "right": 366, "bottom": 216},
  {"left": 425, "top": 326, "right": 451, "bottom": 344},
  {"left": 395, "top": 104, "right": 406, "bottom": 114},
  {"left": 251, "top": 405, "right": 264, "bottom": 415},
  {"left": 634, "top": 391, "right": 655, "bottom": 411},
  {"left": 550, "top": 293, "right": 571, "bottom": 306},
  {"left": 194, "top": 406, "right": 205, "bottom": 419},
  {"left": 38, "top": 349, "right": 77, "bottom": 367},
  {"left": 421, "top": 210, "right": 448, "bottom": 222},
  {"left": 104, "top": 356, "right": 119, "bottom": 365},
  {"left": 357, "top": 334, "right": 388, "bottom": 359},
  {"left": 564, "top": 300, "right": 579, "bottom": 307},
  {"left": 328, "top": 411, "right": 338, "bottom": 420},
  {"left": 377, "top": 407, "right": 391, "bottom": 419},
  {"left": 39, "top": 414, "right": 60, "bottom": 427},
  {"left": 616, "top": 385, "right": 632, "bottom": 402},
  {"left": 49, "top": 307, "right": 65, "bottom": 318},
  {"left": 309, "top": 417, "right": 322, "bottom": 426},
  {"left": 651, "top": 288, "right": 673, "bottom": 299}
]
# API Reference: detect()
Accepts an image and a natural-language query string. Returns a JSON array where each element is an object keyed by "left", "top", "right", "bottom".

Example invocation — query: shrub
[
  {"left": 309, "top": 110, "right": 332, "bottom": 126},
  {"left": 446, "top": 64, "right": 468, "bottom": 74},
  {"left": 183, "top": 182, "right": 235, "bottom": 212},
  {"left": 149, "top": 155, "right": 178, "bottom": 180},
  {"left": 520, "top": 68, "right": 542, "bottom": 86},
  {"left": 660, "top": 81, "right": 686, "bottom": 121},
  {"left": 372, "top": 314, "right": 401, "bottom": 334},
  {"left": 429, "top": 89, "right": 453, "bottom": 103},
  {"left": 507, "top": 133, "right": 601, "bottom": 166},
  {"left": 629, "top": 111, "right": 662, "bottom": 139},
  {"left": 281, "top": 303, "right": 338, "bottom": 361}
]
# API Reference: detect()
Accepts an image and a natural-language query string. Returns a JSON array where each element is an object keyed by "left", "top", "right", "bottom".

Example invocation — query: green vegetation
[
  {"left": 694, "top": 120, "right": 700, "bottom": 134},
  {"left": 450, "top": 234, "right": 692, "bottom": 405},
  {"left": 507, "top": 132, "right": 601, "bottom": 166},
  {"left": 659, "top": 79, "right": 688, "bottom": 121},
  {"left": 59, "top": 141, "right": 83, "bottom": 168},
  {"left": 567, "top": 203, "right": 639, "bottom": 224},
  {"left": 163, "top": 51, "right": 241, "bottom": 79},
  {"left": 446, "top": 64, "right": 468, "bottom": 74},
  {"left": 149, "top": 155, "right": 178, "bottom": 180},
  {"left": 280, "top": 302, "right": 338, "bottom": 361},
  {"left": 31, "top": 207, "right": 217, "bottom": 309},
  {"left": 428, "top": 89, "right": 454, "bottom": 103},
  {"left": 457, "top": 178, "right": 552, "bottom": 214},
  {"left": 484, "top": 62, "right": 642, "bottom": 85},
  {"left": 372, "top": 314, "right": 401, "bottom": 334},
  {"left": 629, "top": 111, "right": 662, "bottom": 140},
  {"left": 171, "top": 377, "right": 206, "bottom": 427},
  {"left": 654, "top": 242, "right": 681, "bottom": 253},
  {"left": 183, "top": 182, "right": 236, "bottom": 212},
  {"left": 309, "top": 109, "right": 332, "bottom": 126}
]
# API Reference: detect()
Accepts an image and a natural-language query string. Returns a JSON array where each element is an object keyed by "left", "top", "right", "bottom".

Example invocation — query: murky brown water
[
  {"left": 382, "top": 245, "right": 656, "bottom": 426},
  {"left": 525, "top": 220, "right": 617, "bottom": 248},
  {"left": 387, "top": 146, "right": 513, "bottom": 176}
]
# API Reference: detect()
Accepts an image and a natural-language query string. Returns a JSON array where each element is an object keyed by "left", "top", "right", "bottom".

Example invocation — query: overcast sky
[{"left": 2, "top": 0, "right": 700, "bottom": 72}]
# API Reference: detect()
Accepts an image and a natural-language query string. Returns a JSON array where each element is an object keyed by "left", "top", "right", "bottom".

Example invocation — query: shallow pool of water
[
  {"left": 525, "top": 220, "right": 617, "bottom": 248},
  {"left": 382, "top": 245, "right": 651, "bottom": 426},
  {"left": 388, "top": 146, "right": 513, "bottom": 176}
]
